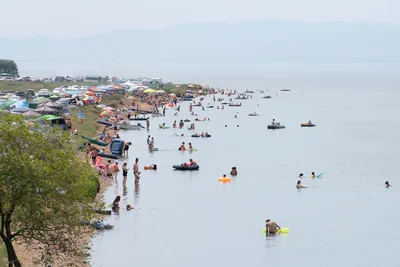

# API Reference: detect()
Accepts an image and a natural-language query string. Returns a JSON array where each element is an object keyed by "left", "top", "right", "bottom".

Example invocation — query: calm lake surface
[{"left": 89, "top": 71, "right": 400, "bottom": 267}]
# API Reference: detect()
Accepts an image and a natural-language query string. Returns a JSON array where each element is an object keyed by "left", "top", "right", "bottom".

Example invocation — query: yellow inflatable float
[
  {"left": 218, "top": 176, "right": 231, "bottom": 183},
  {"left": 262, "top": 227, "right": 289, "bottom": 233}
]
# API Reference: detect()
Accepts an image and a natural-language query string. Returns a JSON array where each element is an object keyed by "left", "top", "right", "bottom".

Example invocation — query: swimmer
[
  {"left": 188, "top": 142, "right": 194, "bottom": 151},
  {"left": 230, "top": 167, "right": 237, "bottom": 176},
  {"left": 265, "top": 219, "right": 281, "bottom": 235},
  {"left": 385, "top": 181, "right": 391, "bottom": 188},
  {"left": 311, "top": 172, "right": 315, "bottom": 178},
  {"left": 299, "top": 173, "right": 304, "bottom": 178},
  {"left": 126, "top": 204, "right": 134, "bottom": 211},
  {"left": 296, "top": 180, "right": 306, "bottom": 189}
]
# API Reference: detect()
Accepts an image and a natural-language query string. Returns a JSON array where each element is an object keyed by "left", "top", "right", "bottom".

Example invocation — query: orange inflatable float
[
  {"left": 144, "top": 164, "right": 157, "bottom": 170},
  {"left": 218, "top": 176, "right": 231, "bottom": 183}
]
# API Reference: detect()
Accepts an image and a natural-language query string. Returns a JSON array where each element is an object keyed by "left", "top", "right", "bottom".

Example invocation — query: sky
[{"left": 0, "top": 0, "right": 397, "bottom": 39}]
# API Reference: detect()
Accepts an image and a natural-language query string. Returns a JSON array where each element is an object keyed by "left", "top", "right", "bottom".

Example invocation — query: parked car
[{"left": 0, "top": 77, "right": 14, "bottom": 82}]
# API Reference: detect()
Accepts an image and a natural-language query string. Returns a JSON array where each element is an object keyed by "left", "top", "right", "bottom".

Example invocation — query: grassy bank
[
  {"left": 0, "top": 94, "right": 127, "bottom": 266},
  {"left": 0, "top": 245, "right": 7, "bottom": 267},
  {"left": 0, "top": 82, "right": 98, "bottom": 92}
]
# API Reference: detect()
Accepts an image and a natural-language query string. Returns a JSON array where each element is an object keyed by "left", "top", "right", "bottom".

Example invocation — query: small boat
[
  {"left": 244, "top": 90, "right": 255, "bottom": 93},
  {"left": 81, "top": 135, "right": 109, "bottom": 146},
  {"left": 301, "top": 123, "right": 316, "bottom": 127},
  {"left": 97, "top": 120, "right": 112, "bottom": 126},
  {"left": 98, "top": 152, "right": 120, "bottom": 159},
  {"left": 206, "top": 105, "right": 214, "bottom": 108},
  {"left": 184, "top": 119, "right": 191, "bottom": 122},
  {"left": 173, "top": 165, "right": 200, "bottom": 171},
  {"left": 229, "top": 103, "right": 242, "bottom": 107},
  {"left": 193, "top": 103, "right": 202, "bottom": 107},
  {"left": 263, "top": 96, "right": 272, "bottom": 99},
  {"left": 267, "top": 125, "right": 286, "bottom": 129},
  {"left": 119, "top": 123, "right": 144, "bottom": 130},
  {"left": 192, "top": 134, "right": 211, "bottom": 138},
  {"left": 129, "top": 117, "right": 148, "bottom": 121},
  {"left": 248, "top": 113, "right": 258, "bottom": 116},
  {"left": 280, "top": 89, "right": 290, "bottom": 92},
  {"left": 234, "top": 97, "right": 248, "bottom": 100}
]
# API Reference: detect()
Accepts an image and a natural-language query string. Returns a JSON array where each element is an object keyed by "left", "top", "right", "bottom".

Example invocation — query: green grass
[
  {"left": 0, "top": 82, "right": 99, "bottom": 92},
  {"left": 0, "top": 244, "right": 7, "bottom": 267}
]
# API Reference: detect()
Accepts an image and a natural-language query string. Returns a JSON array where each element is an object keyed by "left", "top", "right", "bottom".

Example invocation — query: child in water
[
  {"left": 230, "top": 167, "right": 237, "bottom": 176},
  {"left": 385, "top": 181, "right": 391, "bottom": 188}
]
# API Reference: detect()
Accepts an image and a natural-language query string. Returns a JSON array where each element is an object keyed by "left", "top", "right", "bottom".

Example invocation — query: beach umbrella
[
  {"left": 22, "top": 110, "right": 41, "bottom": 117},
  {"left": 38, "top": 101, "right": 62, "bottom": 108},
  {"left": 34, "top": 106, "right": 58, "bottom": 114},
  {"left": 39, "top": 115, "right": 58, "bottom": 120},
  {"left": 12, "top": 106, "right": 32, "bottom": 113},
  {"left": 143, "top": 89, "right": 156, "bottom": 94},
  {"left": 31, "top": 97, "right": 50, "bottom": 104}
]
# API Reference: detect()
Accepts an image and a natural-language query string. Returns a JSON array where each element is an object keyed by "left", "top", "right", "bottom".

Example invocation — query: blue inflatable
[{"left": 110, "top": 139, "right": 125, "bottom": 156}]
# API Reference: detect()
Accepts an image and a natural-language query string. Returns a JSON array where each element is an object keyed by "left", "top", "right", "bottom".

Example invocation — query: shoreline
[{"left": 12, "top": 97, "right": 157, "bottom": 266}]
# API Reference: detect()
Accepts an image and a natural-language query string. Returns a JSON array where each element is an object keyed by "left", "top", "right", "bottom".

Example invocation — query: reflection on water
[
  {"left": 123, "top": 185, "right": 128, "bottom": 197},
  {"left": 134, "top": 183, "right": 140, "bottom": 205},
  {"left": 265, "top": 235, "right": 277, "bottom": 248}
]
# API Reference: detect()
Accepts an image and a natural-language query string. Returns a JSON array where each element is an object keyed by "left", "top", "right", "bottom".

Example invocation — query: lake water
[{"left": 89, "top": 72, "right": 400, "bottom": 267}]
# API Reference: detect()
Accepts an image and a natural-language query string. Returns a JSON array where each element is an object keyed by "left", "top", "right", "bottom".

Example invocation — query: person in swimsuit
[
  {"left": 296, "top": 180, "right": 306, "bottom": 189},
  {"left": 90, "top": 149, "right": 98, "bottom": 165},
  {"left": 146, "top": 118, "right": 150, "bottom": 130},
  {"left": 265, "top": 219, "right": 280, "bottom": 235},
  {"left": 230, "top": 167, "right": 237, "bottom": 176},
  {"left": 113, "top": 162, "right": 119, "bottom": 179},
  {"left": 122, "top": 163, "right": 129, "bottom": 187},
  {"left": 385, "top": 181, "right": 391, "bottom": 188},
  {"left": 112, "top": 196, "right": 121, "bottom": 211},
  {"left": 311, "top": 172, "right": 315, "bottom": 178},
  {"left": 189, "top": 159, "right": 198, "bottom": 166},
  {"left": 133, "top": 158, "right": 140, "bottom": 184},
  {"left": 299, "top": 173, "right": 304, "bottom": 178}
]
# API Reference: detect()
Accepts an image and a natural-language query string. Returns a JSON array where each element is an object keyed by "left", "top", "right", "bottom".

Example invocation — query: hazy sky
[{"left": 0, "top": 0, "right": 396, "bottom": 38}]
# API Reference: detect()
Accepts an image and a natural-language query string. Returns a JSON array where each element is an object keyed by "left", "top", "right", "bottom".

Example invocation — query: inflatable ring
[
  {"left": 218, "top": 177, "right": 231, "bottom": 183},
  {"left": 262, "top": 227, "right": 289, "bottom": 233},
  {"left": 144, "top": 166, "right": 153, "bottom": 170}
]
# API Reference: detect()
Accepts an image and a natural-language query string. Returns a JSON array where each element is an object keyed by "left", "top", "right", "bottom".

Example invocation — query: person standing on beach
[
  {"left": 163, "top": 107, "right": 166, "bottom": 116},
  {"left": 133, "top": 158, "right": 140, "bottom": 184},
  {"left": 146, "top": 118, "right": 150, "bottom": 130},
  {"left": 147, "top": 135, "right": 151, "bottom": 145}
]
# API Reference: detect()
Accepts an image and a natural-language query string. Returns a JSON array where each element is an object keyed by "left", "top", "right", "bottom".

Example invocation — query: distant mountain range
[{"left": 2, "top": 20, "right": 400, "bottom": 62}]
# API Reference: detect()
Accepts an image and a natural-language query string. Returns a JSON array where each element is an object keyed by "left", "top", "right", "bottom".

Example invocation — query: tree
[
  {"left": 0, "top": 60, "right": 19, "bottom": 77},
  {"left": 0, "top": 115, "right": 99, "bottom": 266}
]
